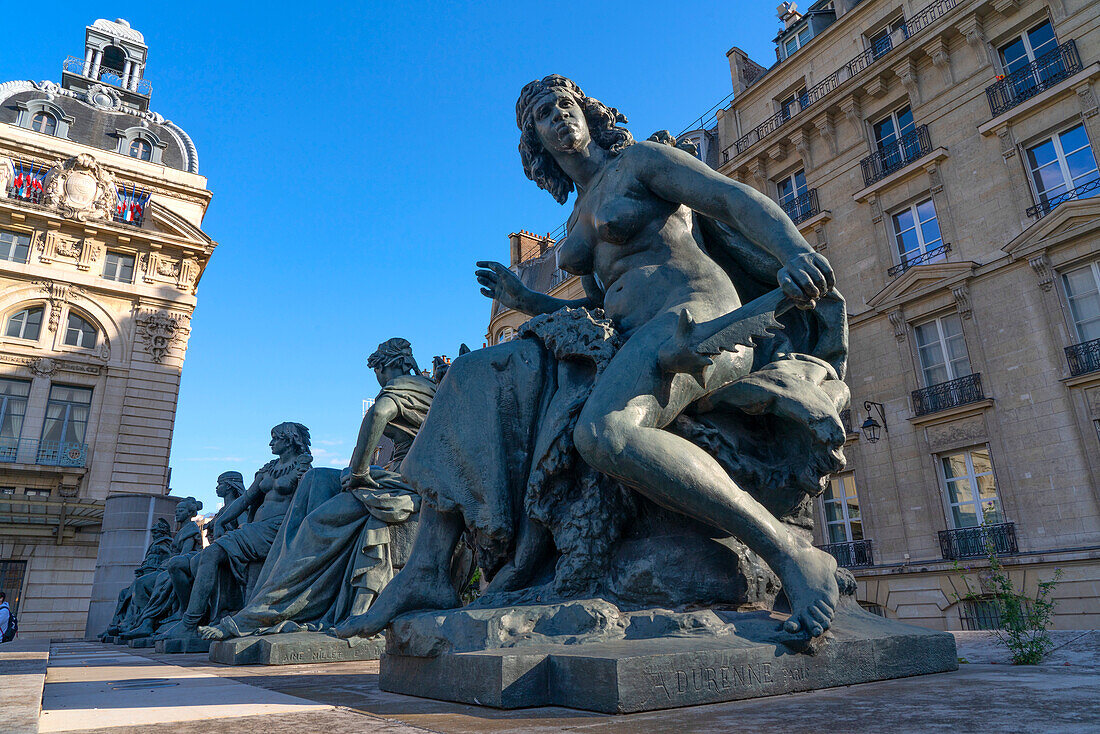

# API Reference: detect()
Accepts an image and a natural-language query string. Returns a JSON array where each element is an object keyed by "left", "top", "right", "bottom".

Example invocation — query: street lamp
[{"left": 860, "top": 401, "right": 888, "bottom": 443}]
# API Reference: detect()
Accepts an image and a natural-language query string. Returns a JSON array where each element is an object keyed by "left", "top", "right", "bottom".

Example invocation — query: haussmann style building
[
  {"left": 0, "top": 18, "right": 216, "bottom": 638},
  {"left": 490, "top": 0, "right": 1100, "bottom": 630}
]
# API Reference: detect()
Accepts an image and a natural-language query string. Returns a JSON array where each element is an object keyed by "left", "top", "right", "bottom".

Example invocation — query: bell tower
[{"left": 62, "top": 18, "right": 151, "bottom": 110}]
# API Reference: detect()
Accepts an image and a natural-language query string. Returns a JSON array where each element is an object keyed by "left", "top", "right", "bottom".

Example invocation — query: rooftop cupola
[{"left": 62, "top": 18, "right": 151, "bottom": 111}]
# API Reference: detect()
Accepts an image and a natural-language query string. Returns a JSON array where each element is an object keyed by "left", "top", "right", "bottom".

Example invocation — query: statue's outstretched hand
[
  {"left": 476, "top": 261, "right": 529, "bottom": 311},
  {"left": 778, "top": 251, "right": 835, "bottom": 310}
]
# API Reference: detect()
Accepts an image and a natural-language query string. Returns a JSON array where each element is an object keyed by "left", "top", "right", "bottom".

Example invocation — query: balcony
[
  {"left": 62, "top": 56, "right": 151, "bottom": 96},
  {"left": 0, "top": 438, "right": 88, "bottom": 468},
  {"left": 114, "top": 185, "right": 150, "bottom": 228},
  {"left": 888, "top": 243, "right": 951, "bottom": 277},
  {"left": 860, "top": 125, "right": 933, "bottom": 187},
  {"left": 1066, "top": 337, "right": 1100, "bottom": 377},
  {"left": 986, "top": 40, "right": 1082, "bottom": 117},
  {"left": 912, "top": 373, "right": 985, "bottom": 417},
  {"left": 780, "top": 188, "right": 820, "bottom": 225},
  {"left": 5, "top": 162, "right": 48, "bottom": 206},
  {"left": 1026, "top": 177, "right": 1100, "bottom": 219},
  {"left": 820, "top": 539, "right": 874, "bottom": 568},
  {"left": 722, "top": 0, "right": 962, "bottom": 164},
  {"left": 938, "top": 522, "right": 1018, "bottom": 560}
]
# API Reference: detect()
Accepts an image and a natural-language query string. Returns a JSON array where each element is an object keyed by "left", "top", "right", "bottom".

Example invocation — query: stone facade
[
  {"left": 490, "top": 0, "right": 1100, "bottom": 630},
  {"left": 0, "top": 19, "right": 215, "bottom": 638}
]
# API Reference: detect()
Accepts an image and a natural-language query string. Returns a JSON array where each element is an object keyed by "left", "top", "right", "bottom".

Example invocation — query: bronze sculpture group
[{"left": 103, "top": 76, "right": 956, "bottom": 710}]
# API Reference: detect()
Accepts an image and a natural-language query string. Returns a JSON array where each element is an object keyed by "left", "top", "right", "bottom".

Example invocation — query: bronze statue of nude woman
[{"left": 337, "top": 74, "right": 848, "bottom": 641}]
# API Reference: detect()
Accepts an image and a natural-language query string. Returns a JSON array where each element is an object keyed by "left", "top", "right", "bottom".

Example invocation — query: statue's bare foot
[
  {"left": 335, "top": 569, "right": 459, "bottom": 640},
  {"left": 198, "top": 625, "right": 227, "bottom": 640},
  {"left": 776, "top": 543, "right": 839, "bottom": 638}
]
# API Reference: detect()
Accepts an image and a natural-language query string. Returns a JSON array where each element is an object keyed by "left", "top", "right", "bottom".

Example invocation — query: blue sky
[{"left": 2, "top": 2, "right": 784, "bottom": 511}]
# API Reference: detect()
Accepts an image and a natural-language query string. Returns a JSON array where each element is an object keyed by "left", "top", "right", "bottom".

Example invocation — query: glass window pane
[
  {"left": 893, "top": 207, "right": 916, "bottom": 233},
  {"left": 793, "top": 170, "right": 807, "bottom": 194},
  {"left": 1032, "top": 162, "right": 1067, "bottom": 198},
  {"left": 1000, "top": 36, "right": 1028, "bottom": 73},
  {"left": 942, "top": 453, "right": 968, "bottom": 481},
  {"left": 980, "top": 500, "right": 1003, "bottom": 525},
  {"left": 849, "top": 520, "right": 864, "bottom": 540},
  {"left": 952, "top": 501, "right": 979, "bottom": 528},
  {"left": 1058, "top": 125, "right": 1089, "bottom": 155},
  {"left": 874, "top": 117, "right": 897, "bottom": 148},
  {"left": 777, "top": 177, "right": 793, "bottom": 203},
  {"left": 1027, "top": 139, "right": 1058, "bottom": 170},
  {"left": 1027, "top": 21, "right": 1056, "bottom": 57},
  {"left": 896, "top": 229, "right": 921, "bottom": 259},
  {"left": 896, "top": 106, "right": 915, "bottom": 137},
  {"left": 827, "top": 523, "right": 847, "bottom": 543},
  {"left": 920, "top": 218, "right": 943, "bottom": 249},
  {"left": 1065, "top": 150, "right": 1099, "bottom": 187},
  {"left": 971, "top": 449, "right": 992, "bottom": 475},
  {"left": 785, "top": 38, "right": 798, "bottom": 57}
]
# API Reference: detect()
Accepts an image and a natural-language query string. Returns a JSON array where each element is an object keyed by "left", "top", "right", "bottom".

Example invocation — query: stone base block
[
  {"left": 379, "top": 602, "right": 959, "bottom": 713},
  {"left": 208, "top": 632, "right": 385, "bottom": 666},
  {"left": 101, "top": 636, "right": 120, "bottom": 645},
  {"left": 126, "top": 638, "right": 155, "bottom": 649},
  {"left": 155, "top": 637, "right": 212, "bottom": 654}
]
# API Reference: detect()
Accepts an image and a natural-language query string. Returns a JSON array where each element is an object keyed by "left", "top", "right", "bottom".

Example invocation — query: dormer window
[
  {"left": 5, "top": 307, "right": 44, "bottom": 341},
  {"left": 31, "top": 112, "right": 57, "bottom": 136},
  {"left": 129, "top": 138, "right": 152, "bottom": 161},
  {"left": 782, "top": 24, "right": 812, "bottom": 59}
]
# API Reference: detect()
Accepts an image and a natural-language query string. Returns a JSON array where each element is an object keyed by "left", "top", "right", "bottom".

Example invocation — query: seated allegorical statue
[
  {"left": 199, "top": 338, "right": 439, "bottom": 640},
  {"left": 157, "top": 422, "right": 313, "bottom": 641},
  {"left": 116, "top": 496, "right": 204, "bottom": 641},
  {"left": 100, "top": 517, "right": 173, "bottom": 640},
  {"left": 336, "top": 74, "right": 850, "bottom": 643}
]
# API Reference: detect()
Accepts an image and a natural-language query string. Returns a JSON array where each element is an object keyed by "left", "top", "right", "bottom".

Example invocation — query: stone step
[{"left": 0, "top": 638, "right": 51, "bottom": 734}]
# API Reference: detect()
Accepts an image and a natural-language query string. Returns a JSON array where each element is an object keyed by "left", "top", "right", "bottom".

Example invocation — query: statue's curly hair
[
  {"left": 367, "top": 337, "right": 419, "bottom": 376},
  {"left": 517, "top": 75, "right": 633, "bottom": 204},
  {"left": 270, "top": 422, "right": 311, "bottom": 457}
]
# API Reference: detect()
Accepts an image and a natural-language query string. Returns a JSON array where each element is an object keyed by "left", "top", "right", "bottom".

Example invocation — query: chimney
[
  {"left": 507, "top": 231, "right": 555, "bottom": 266},
  {"left": 777, "top": 2, "right": 803, "bottom": 28}
]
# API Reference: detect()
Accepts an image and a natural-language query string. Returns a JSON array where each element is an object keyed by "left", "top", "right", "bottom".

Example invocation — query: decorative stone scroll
[
  {"left": 952, "top": 284, "right": 972, "bottom": 319},
  {"left": 1028, "top": 253, "right": 1054, "bottom": 291},
  {"left": 888, "top": 307, "right": 907, "bottom": 341}
]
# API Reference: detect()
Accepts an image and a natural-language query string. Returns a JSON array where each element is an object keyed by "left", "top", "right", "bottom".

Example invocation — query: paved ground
[{"left": 28, "top": 633, "right": 1100, "bottom": 734}]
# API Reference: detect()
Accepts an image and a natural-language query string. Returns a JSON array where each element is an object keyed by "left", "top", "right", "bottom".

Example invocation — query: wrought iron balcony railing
[
  {"left": 114, "top": 185, "right": 150, "bottom": 228},
  {"left": 888, "top": 242, "right": 951, "bottom": 277},
  {"left": 860, "top": 125, "right": 933, "bottom": 186},
  {"left": 0, "top": 438, "right": 88, "bottom": 468},
  {"left": 939, "top": 522, "right": 1018, "bottom": 560},
  {"left": 820, "top": 539, "right": 874, "bottom": 568},
  {"left": 780, "top": 188, "right": 820, "bottom": 225},
  {"left": 1066, "top": 337, "right": 1100, "bottom": 376},
  {"left": 986, "top": 40, "right": 1082, "bottom": 117},
  {"left": 721, "top": 0, "right": 961, "bottom": 164},
  {"left": 912, "top": 373, "right": 984, "bottom": 416},
  {"left": 1026, "top": 176, "right": 1100, "bottom": 219},
  {"left": 63, "top": 56, "right": 152, "bottom": 95},
  {"left": 5, "top": 160, "right": 48, "bottom": 205}
]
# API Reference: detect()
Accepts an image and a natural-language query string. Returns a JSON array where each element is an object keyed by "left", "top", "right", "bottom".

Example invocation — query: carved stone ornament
[
  {"left": 888, "top": 308, "right": 907, "bottom": 342},
  {"left": 137, "top": 311, "right": 185, "bottom": 363},
  {"left": 156, "top": 258, "right": 181, "bottom": 278},
  {"left": 1028, "top": 253, "right": 1054, "bottom": 291},
  {"left": 996, "top": 125, "right": 1017, "bottom": 161},
  {"left": 31, "top": 357, "right": 57, "bottom": 376},
  {"left": 0, "top": 156, "right": 12, "bottom": 193},
  {"left": 43, "top": 153, "right": 118, "bottom": 223},
  {"left": 1077, "top": 83, "right": 1099, "bottom": 119},
  {"left": 952, "top": 284, "right": 972, "bottom": 319},
  {"left": 85, "top": 83, "right": 122, "bottom": 112}
]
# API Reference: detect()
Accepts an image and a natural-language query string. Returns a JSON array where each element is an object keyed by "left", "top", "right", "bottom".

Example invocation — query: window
[
  {"left": 999, "top": 19, "right": 1058, "bottom": 75},
  {"left": 129, "top": 138, "right": 152, "bottom": 161},
  {"left": 822, "top": 474, "right": 863, "bottom": 544},
  {"left": 63, "top": 312, "right": 97, "bottom": 349},
  {"left": 891, "top": 198, "right": 944, "bottom": 266},
  {"left": 24, "top": 488, "right": 49, "bottom": 497},
  {"left": 940, "top": 446, "right": 1003, "bottom": 529},
  {"left": 0, "top": 230, "right": 31, "bottom": 264},
  {"left": 869, "top": 17, "right": 907, "bottom": 59},
  {"left": 40, "top": 385, "right": 92, "bottom": 450},
  {"left": 0, "top": 378, "right": 29, "bottom": 461},
  {"left": 873, "top": 104, "right": 916, "bottom": 151},
  {"left": 1026, "top": 124, "right": 1099, "bottom": 209},
  {"left": 914, "top": 314, "right": 971, "bottom": 386},
  {"left": 0, "top": 560, "right": 27, "bottom": 615},
  {"left": 959, "top": 597, "right": 1004, "bottom": 630},
  {"left": 859, "top": 602, "right": 887, "bottom": 617},
  {"left": 30, "top": 111, "right": 57, "bottom": 135},
  {"left": 1063, "top": 261, "right": 1100, "bottom": 343},
  {"left": 782, "top": 25, "right": 813, "bottom": 59},
  {"left": 102, "top": 251, "right": 136, "bottom": 283},
  {"left": 496, "top": 326, "right": 515, "bottom": 344},
  {"left": 0, "top": 487, "right": 13, "bottom": 495},
  {"left": 780, "top": 88, "right": 807, "bottom": 119},
  {"left": 776, "top": 170, "right": 808, "bottom": 208},
  {"left": 5, "top": 307, "right": 43, "bottom": 341}
]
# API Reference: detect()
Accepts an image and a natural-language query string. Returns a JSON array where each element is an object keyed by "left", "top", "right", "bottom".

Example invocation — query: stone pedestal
[
  {"left": 127, "top": 638, "right": 155, "bottom": 649},
  {"left": 208, "top": 632, "right": 385, "bottom": 665},
  {"left": 379, "top": 600, "right": 958, "bottom": 713},
  {"left": 155, "top": 638, "right": 211, "bottom": 654}
]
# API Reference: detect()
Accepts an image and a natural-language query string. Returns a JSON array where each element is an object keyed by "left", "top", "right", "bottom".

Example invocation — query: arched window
[
  {"left": 31, "top": 112, "right": 57, "bottom": 136},
  {"left": 496, "top": 326, "right": 515, "bottom": 344},
  {"left": 5, "top": 307, "right": 44, "bottom": 341},
  {"left": 64, "top": 312, "right": 97, "bottom": 349},
  {"left": 129, "top": 138, "right": 152, "bottom": 161}
]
